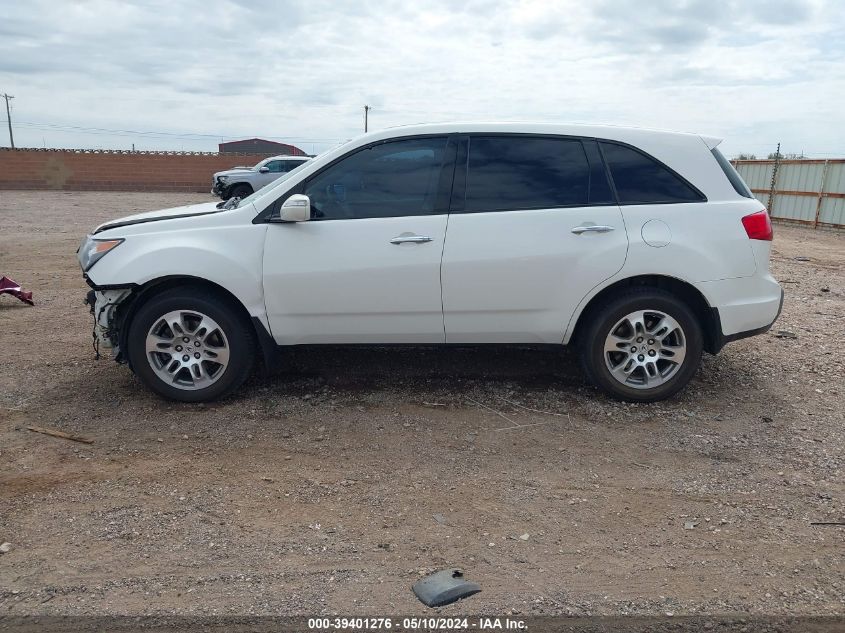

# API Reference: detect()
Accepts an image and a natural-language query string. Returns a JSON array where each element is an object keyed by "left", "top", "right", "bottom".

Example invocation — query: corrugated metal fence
[{"left": 731, "top": 159, "right": 845, "bottom": 229}]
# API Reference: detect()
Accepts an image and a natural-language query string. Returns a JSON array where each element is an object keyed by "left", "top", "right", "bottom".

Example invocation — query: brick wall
[{"left": 0, "top": 148, "right": 276, "bottom": 192}]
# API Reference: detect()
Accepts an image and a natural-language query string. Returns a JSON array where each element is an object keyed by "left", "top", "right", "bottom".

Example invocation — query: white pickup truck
[{"left": 211, "top": 155, "right": 310, "bottom": 200}]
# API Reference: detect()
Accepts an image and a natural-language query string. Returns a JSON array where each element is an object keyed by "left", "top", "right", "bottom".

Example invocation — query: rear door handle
[
  {"left": 571, "top": 225, "right": 615, "bottom": 234},
  {"left": 390, "top": 235, "right": 433, "bottom": 244}
]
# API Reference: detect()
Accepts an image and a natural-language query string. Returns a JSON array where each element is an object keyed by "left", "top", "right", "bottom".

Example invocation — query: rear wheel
[
  {"left": 578, "top": 288, "right": 703, "bottom": 402},
  {"left": 126, "top": 287, "right": 255, "bottom": 402}
]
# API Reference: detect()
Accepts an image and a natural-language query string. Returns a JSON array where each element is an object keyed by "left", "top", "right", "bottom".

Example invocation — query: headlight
[
  {"left": 78, "top": 236, "right": 124, "bottom": 271},
  {"left": 218, "top": 175, "right": 229, "bottom": 182}
]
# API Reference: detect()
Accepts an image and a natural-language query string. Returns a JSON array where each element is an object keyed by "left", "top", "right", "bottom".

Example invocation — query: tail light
[{"left": 742, "top": 209, "right": 773, "bottom": 241}]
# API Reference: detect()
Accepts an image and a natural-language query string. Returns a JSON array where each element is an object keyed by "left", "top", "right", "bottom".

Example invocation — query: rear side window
[
  {"left": 711, "top": 147, "right": 754, "bottom": 198},
  {"left": 282, "top": 160, "right": 306, "bottom": 172},
  {"left": 464, "top": 136, "right": 590, "bottom": 211},
  {"left": 600, "top": 142, "right": 705, "bottom": 204}
]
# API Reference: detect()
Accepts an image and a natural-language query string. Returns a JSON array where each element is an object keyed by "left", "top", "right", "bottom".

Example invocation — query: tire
[
  {"left": 126, "top": 286, "right": 256, "bottom": 402},
  {"left": 228, "top": 184, "right": 253, "bottom": 199},
  {"left": 578, "top": 287, "right": 703, "bottom": 403}
]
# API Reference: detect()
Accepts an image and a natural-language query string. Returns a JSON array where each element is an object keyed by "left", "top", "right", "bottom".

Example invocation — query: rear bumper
[
  {"left": 709, "top": 285, "right": 784, "bottom": 353},
  {"left": 696, "top": 272, "right": 782, "bottom": 330}
]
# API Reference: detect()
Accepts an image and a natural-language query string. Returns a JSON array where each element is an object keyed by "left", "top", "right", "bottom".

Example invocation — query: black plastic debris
[{"left": 412, "top": 569, "right": 481, "bottom": 607}]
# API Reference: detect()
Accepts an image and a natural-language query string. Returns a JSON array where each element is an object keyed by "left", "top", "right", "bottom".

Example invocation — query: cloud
[
  {"left": 0, "top": 0, "right": 842, "bottom": 158},
  {"left": 746, "top": 0, "right": 813, "bottom": 24}
]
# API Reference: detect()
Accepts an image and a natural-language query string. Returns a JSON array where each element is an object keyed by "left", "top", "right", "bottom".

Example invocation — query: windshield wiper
[{"left": 219, "top": 196, "right": 242, "bottom": 210}]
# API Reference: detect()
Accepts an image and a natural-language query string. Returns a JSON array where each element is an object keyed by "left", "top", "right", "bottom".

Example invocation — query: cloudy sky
[{"left": 1, "top": 0, "right": 843, "bottom": 157}]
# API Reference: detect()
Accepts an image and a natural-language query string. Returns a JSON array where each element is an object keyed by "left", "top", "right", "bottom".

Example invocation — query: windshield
[
  {"left": 237, "top": 137, "right": 357, "bottom": 212},
  {"left": 236, "top": 160, "right": 312, "bottom": 207}
]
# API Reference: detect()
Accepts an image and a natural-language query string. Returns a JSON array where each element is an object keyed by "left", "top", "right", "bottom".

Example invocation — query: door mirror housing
[
  {"left": 258, "top": 166, "right": 270, "bottom": 173},
  {"left": 279, "top": 194, "right": 311, "bottom": 222}
]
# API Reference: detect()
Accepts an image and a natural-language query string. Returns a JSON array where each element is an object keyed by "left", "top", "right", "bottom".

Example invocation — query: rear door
[
  {"left": 441, "top": 135, "right": 629, "bottom": 343},
  {"left": 262, "top": 135, "right": 456, "bottom": 344},
  {"left": 282, "top": 158, "right": 309, "bottom": 173}
]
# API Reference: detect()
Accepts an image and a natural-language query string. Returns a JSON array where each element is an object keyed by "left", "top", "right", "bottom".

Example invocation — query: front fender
[{"left": 86, "top": 223, "right": 268, "bottom": 321}]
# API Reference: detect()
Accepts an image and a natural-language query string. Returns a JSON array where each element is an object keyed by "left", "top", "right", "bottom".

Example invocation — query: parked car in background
[
  {"left": 212, "top": 155, "right": 310, "bottom": 200},
  {"left": 79, "top": 122, "right": 782, "bottom": 403}
]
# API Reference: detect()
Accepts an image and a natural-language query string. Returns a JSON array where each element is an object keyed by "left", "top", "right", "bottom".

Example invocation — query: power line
[
  {"left": 8, "top": 119, "right": 345, "bottom": 143},
  {"left": 6, "top": 114, "right": 845, "bottom": 157},
  {"left": 2, "top": 93, "right": 14, "bottom": 148}
]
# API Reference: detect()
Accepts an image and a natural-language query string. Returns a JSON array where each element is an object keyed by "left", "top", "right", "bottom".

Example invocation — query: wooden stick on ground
[
  {"left": 27, "top": 426, "right": 94, "bottom": 444},
  {"left": 496, "top": 396, "right": 567, "bottom": 417},
  {"left": 493, "top": 421, "right": 552, "bottom": 432},
  {"left": 465, "top": 397, "right": 519, "bottom": 426}
]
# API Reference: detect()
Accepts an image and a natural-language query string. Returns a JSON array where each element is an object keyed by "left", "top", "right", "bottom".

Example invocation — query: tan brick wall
[{"left": 0, "top": 149, "right": 276, "bottom": 192}]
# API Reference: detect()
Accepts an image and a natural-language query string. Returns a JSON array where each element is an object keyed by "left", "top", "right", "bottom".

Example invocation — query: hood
[
  {"left": 214, "top": 167, "right": 254, "bottom": 178},
  {"left": 93, "top": 201, "right": 222, "bottom": 234}
]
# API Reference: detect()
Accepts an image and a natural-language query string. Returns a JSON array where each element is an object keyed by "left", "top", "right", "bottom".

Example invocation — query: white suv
[{"left": 78, "top": 123, "right": 782, "bottom": 403}]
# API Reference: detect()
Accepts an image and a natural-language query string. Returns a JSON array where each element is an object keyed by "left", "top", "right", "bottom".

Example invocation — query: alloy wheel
[
  {"left": 603, "top": 309, "right": 687, "bottom": 389},
  {"left": 145, "top": 310, "right": 230, "bottom": 390}
]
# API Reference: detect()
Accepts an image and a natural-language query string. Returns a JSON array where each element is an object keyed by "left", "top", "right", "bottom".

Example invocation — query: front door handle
[
  {"left": 390, "top": 235, "right": 433, "bottom": 244},
  {"left": 571, "top": 225, "right": 615, "bottom": 234}
]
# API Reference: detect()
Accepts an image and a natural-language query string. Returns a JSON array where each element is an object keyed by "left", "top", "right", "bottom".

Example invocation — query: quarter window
[
  {"left": 464, "top": 137, "right": 590, "bottom": 212},
  {"left": 305, "top": 137, "right": 449, "bottom": 220},
  {"left": 600, "top": 142, "right": 704, "bottom": 204},
  {"left": 711, "top": 147, "right": 753, "bottom": 198}
]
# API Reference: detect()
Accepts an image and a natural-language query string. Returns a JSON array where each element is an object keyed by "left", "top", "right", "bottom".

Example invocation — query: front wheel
[
  {"left": 126, "top": 287, "right": 255, "bottom": 402},
  {"left": 578, "top": 288, "right": 703, "bottom": 402},
  {"left": 228, "top": 184, "right": 253, "bottom": 200}
]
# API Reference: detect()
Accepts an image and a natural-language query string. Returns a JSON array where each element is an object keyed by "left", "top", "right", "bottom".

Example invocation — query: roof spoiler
[{"left": 701, "top": 135, "right": 723, "bottom": 150}]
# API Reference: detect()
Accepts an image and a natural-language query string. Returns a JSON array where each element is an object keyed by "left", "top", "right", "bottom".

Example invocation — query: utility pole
[
  {"left": 363, "top": 104, "right": 370, "bottom": 133},
  {"left": 2, "top": 93, "right": 14, "bottom": 148}
]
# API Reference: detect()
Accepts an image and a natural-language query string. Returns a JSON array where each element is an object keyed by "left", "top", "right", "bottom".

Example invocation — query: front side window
[
  {"left": 463, "top": 136, "right": 590, "bottom": 212},
  {"left": 600, "top": 142, "right": 704, "bottom": 204},
  {"left": 305, "top": 137, "right": 448, "bottom": 220},
  {"left": 263, "top": 160, "right": 284, "bottom": 173}
]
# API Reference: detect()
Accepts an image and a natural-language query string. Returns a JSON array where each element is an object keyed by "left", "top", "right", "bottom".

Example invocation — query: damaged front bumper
[
  {"left": 84, "top": 285, "right": 133, "bottom": 360},
  {"left": 211, "top": 177, "right": 228, "bottom": 198}
]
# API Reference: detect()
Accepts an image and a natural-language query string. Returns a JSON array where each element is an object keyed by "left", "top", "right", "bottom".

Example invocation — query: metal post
[
  {"left": 813, "top": 159, "right": 830, "bottom": 229},
  {"left": 364, "top": 105, "right": 370, "bottom": 133},
  {"left": 767, "top": 142, "right": 780, "bottom": 215}
]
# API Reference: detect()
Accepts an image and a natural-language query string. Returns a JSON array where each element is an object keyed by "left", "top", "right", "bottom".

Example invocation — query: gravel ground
[{"left": 0, "top": 191, "right": 843, "bottom": 618}]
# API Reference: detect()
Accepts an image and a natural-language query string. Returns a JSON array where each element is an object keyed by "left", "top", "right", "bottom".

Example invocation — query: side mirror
[
  {"left": 279, "top": 194, "right": 311, "bottom": 222},
  {"left": 258, "top": 166, "right": 270, "bottom": 173}
]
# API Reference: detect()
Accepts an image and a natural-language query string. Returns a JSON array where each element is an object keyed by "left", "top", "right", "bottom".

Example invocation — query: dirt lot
[{"left": 1, "top": 191, "right": 843, "bottom": 617}]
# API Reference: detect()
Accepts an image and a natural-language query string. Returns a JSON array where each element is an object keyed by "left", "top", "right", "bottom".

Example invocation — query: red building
[{"left": 218, "top": 138, "right": 306, "bottom": 155}]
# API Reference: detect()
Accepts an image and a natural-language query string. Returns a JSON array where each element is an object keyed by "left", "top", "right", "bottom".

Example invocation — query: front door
[
  {"left": 262, "top": 136, "right": 456, "bottom": 344},
  {"left": 255, "top": 159, "right": 284, "bottom": 189},
  {"left": 441, "top": 135, "right": 629, "bottom": 343}
]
